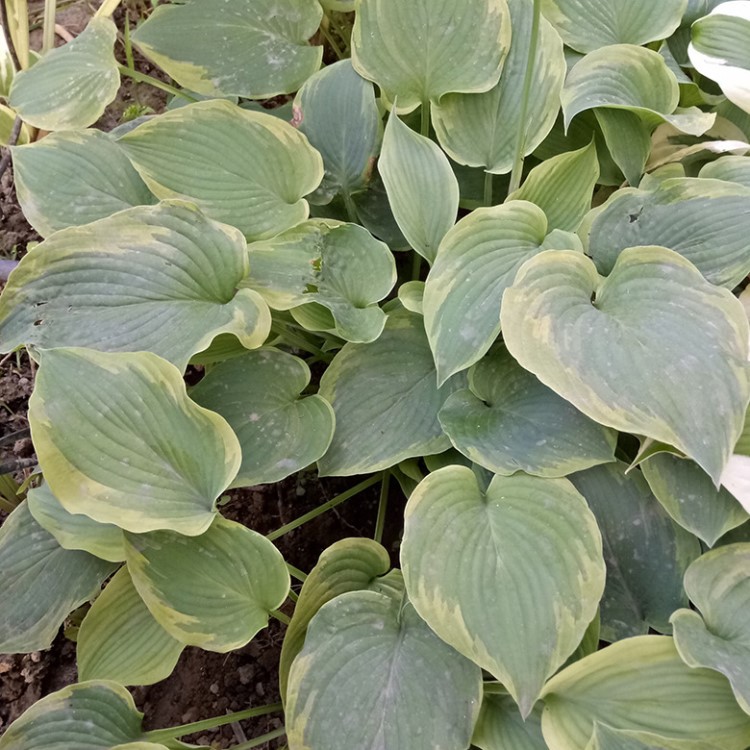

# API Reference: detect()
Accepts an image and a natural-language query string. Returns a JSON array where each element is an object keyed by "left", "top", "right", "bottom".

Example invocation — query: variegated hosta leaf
[
  {"left": 433, "top": 0, "right": 565, "bottom": 173},
  {"left": 320, "top": 0, "right": 355, "bottom": 9},
  {"left": 672, "top": 543, "right": 750, "bottom": 714},
  {"left": 401, "top": 466, "right": 605, "bottom": 716},
  {"left": 29, "top": 348, "right": 241, "bottom": 536},
  {"left": 286, "top": 590, "right": 483, "bottom": 750},
  {"left": 472, "top": 691, "right": 547, "bottom": 750},
  {"left": 501, "top": 247, "right": 750, "bottom": 484},
  {"left": 27, "top": 483, "right": 126, "bottom": 563},
  {"left": 279, "top": 538, "right": 392, "bottom": 702},
  {"left": 642, "top": 453, "right": 749, "bottom": 547},
  {"left": 190, "top": 349, "right": 335, "bottom": 487},
  {"left": 379, "top": 112, "right": 459, "bottom": 263},
  {"left": 0, "top": 681, "right": 152, "bottom": 750},
  {"left": 541, "top": 636, "right": 750, "bottom": 750},
  {"left": 587, "top": 177, "right": 750, "bottom": 288},
  {"left": 0, "top": 503, "right": 116, "bottom": 654},
  {"left": 569, "top": 463, "right": 700, "bottom": 641},
  {"left": 317, "top": 309, "right": 463, "bottom": 476},
  {"left": 689, "top": 1, "right": 750, "bottom": 114},
  {"left": 77, "top": 567, "right": 183, "bottom": 687},
  {"left": 119, "top": 100, "right": 324, "bottom": 241},
  {"left": 125, "top": 516, "right": 289, "bottom": 652},
  {"left": 439, "top": 346, "right": 616, "bottom": 477},
  {"left": 351, "top": 0, "right": 511, "bottom": 111},
  {"left": 131, "top": 0, "right": 323, "bottom": 99},
  {"left": 244, "top": 219, "right": 396, "bottom": 343},
  {"left": 11, "top": 130, "right": 155, "bottom": 237},
  {"left": 0, "top": 22, "right": 14, "bottom": 96},
  {"left": 721, "top": 405, "right": 750, "bottom": 512},
  {"left": 0, "top": 103, "right": 30, "bottom": 146},
  {"left": 0, "top": 202, "right": 270, "bottom": 370},
  {"left": 585, "top": 722, "right": 724, "bottom": 750},
  {"left": 424, "top": 200, "right": 581, "bottom": 384},
  {"left": 294, "top": 60, "right": 381, "bottom": 205},
  {"left": 540, "top": 0, "right": 687, "bottom": 53},
  {"left": 700, "top": 154, "right": 750, "bottom": 186},
  {"left": 507, "top": 142, "right": 599, "bottom": 231},
  {"left": 8, "top": 18, "right": 119, "bottom": 130}
]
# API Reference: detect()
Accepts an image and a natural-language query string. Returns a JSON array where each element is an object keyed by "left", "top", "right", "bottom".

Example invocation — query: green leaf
[
  {"left": 126, "top": 516, "right": 288, "bottom": 652},
  {"left": 541, "top": 636, "right": 750, "bottom": 750},
  {"left": 78, "top": 567, "right": 184, "bottom": 686},
  {"left": 317, "top": 310, "right": 462, "bottom": 476},
  {"left": 401, "top": 466, "right": 605, "bottom": 716},
  {"left": 294, "top": 60, "right": 381, "bottom": 204},
  {"left": 472, "top": 691, "right": 547, "bottom": 750},
  {"left": 501, "top": 247, "right": 750, "bottom": 484},
  {"left": 279, "top": 538, "right": 392, "bottom": 703},
  {"left": 190, "top": 349, "right": 335, "bottom": 487},
  {"left": 689, "top": 2, "right": 750, "bottom": 115},
  {"left": 700, "top": 154, "right": 750, "bottom": 187},
  {"left": 423, "top": 201, "right": 580, "bottom": 384},
  {"left": 585, "top": 723, "right": 702, "bottom": 750},
  {"left": 672, "top": 543, "right": 750, "bottom": 715},
  {"left": 351, "top": 0, "right": 511, "bottom": 111},
  {"left": 0, "top": 202, "right": 270, "bottom": 370},
  {"left": 641, "top": 454, "right": 749, "bottom": 547},
  {"left": 439, "top": 346, "right": 616, "bottom": 477},
  {"left": 0, "top": 503, "right": 115, "bottom": 653},
  {"left": 119, "top": 100, "right": 324, "bottom": 241},
  {"left": 243, "top": 219, "right": 396, "bottom": 343},
  {"left": 131, "top": 0, "right": 323, "bottom": 99},
  {"left": 27, "top": 483, "right": 126, "bottom": 563},
  {"left": 29, "top": 348, "right": 241, "bottom": 536},
  {"left": 0, "top": 23, "right": 14, "bottom": 97},
  {"left": 594, "top": 108, "right": 652, "bottom": 186},
  {"left": 507, "top": 142, "right": 599, "bottom": 231},
  {"left": 286, "top": 590, "right": 482, "bottom": 750},
  {"left": 540, "top": 0, "right": 687, "bottom": 53},
  {"left": 0, "top": 103, "right": 30, "bottom": 146},
  {"left": 8, "top": 17, "right": 119, "bottom": 130},
  {"left": 569, "top": 463, "right": 701, "bottom": 641},
  {"left": 432, "top": 0, "right": 566, "bottom": 173},
  {"left": 587, "top": 177, "right": 750, "bottom": 288},
  {"left": 11, "top": 130, "right": 155, "bottom": 237},
  {"left": 379, "top": 112, "right": 459, "bottom": 263}
]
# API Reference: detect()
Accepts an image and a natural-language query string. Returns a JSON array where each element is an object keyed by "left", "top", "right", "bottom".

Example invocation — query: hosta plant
[{"left": 3, "top": 0, "right": 750, "bottom": 748}]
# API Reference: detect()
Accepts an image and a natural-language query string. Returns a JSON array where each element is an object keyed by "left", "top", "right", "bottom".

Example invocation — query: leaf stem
[
  {"left": 42, "top": 0, "right": 56, "bottom": 54},
  {"left": 420, "top": 100, "right": 431, "bottom": 137},
  {"left": 411, "top": 252, "right": 422, "bottom": 281},
  {"left": 94, "top": 0, "right": 122, "bottom": 18},
  {"left": 343, "top": 191, "right": 359, "bottom": 223},
  {"left": 271, "top": 609, "right": 291, "bottom": 625},
  {"left": 233, "top": 726, "right": 287, "bottom": 750},
  {"left": 508, "top": 0, "right": 542, "bottom": 195},
  {"left": 374, "top": 471, "right": 390, "bottom": 544},
  {"left": 123, "top": 9, "right": 134, "bottom": 72},
  {"left": 267, "top": 474, "right": 382, "bottom": 542},
  {"left": 270, "top": 322, "right": 330, "bottom": 361},
  {"left": 320, "top": 22, "right": 345, "bottom": 60},
  {"left": 484, "top": 171, "right": 494, "bottom": 207},
  {"left": 286, "top": 562, "right": 308, "bottom": 582},
  {"left": 117, "top": 65, "right": 199, "bottom": 103},
  {"left": 0, "top": 0, "right": 23, "bottom": 71}
]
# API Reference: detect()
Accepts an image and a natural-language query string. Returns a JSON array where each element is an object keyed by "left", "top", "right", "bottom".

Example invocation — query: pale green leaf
[
  {"left": 672, "top": 543, "right": 750, "bottom": 714},
  {"left": 317, "top": 310, "right": 462, "bottom": 476},
  {"left": 501, "top": 247, "right": 750, "bottom": 483},
  {"left": 29, "top": 348, "right": 241, "bottom": 536},
  {"left": 78, "top": 567, "right": 184, "bottom": 686},
  {"left": 0, "top": 202, "right": 270, "bottom": 371},
  {"left": 320, "top": 0, "right": 354, "bottom": 10},
  {"left": 472, "top": 691, "right": 546, "bottom": 750},
  {"left": 0, "top": 503, "right": 115, "bottom": 654},
  {"left": 190, "top": 349, "right": 335, "bottom": 487},
  {"left": 398, "top": 280, "right": 425, "bottom": 315},
  {"left": 131, "top": 0, "right": 323, "bottom": 99},
  {"left": 379, "top": 112, "right": 459, "bottom": 263},
  {"left": 401, "top": 466, "right": 605, "bottom": 716},
  {"left": 432, "top": 0, "right": 565, "bottom": 173},
  {"left": 0, "top": 103, "right": 30, "bottom": 146},
  {"left": 279, "top": 538, "right": 392, "bottom": 702},
  {"left": 585, "top": 723, "right": 703, "bottom": 750},
  {"left": 286, "top": 590, "right": 482, "bottom": 750},
  {"left": 541, "top": 636, "right": 750, "bottom": 750},
  {"left": 11, "top": 130, "right": 155, "bottom": 237},
  {"left": 700, "top": 154, "right": 750, "bottom": 186},
  {"left": 569, "top": 463, "right": 701, "bottom": 641},
  {"left": 351, "top": 0, "right": 511, "bottom": 111},
  {"left": 594, "top": 108, "right": 652, "bottom": 186},
  {"left": 0, "top": 22, "right": 14, "bottom": 96},
  {"left": 721, "top": 405, "right": 750, "bottom": 513},
  {"left": 119, "top": 100, "right": 324, "bottom": 241},
  {"left": 439, "top": 346, "right": 616, "bottom": 477},
  {"left": 8, "top": 18, "right": 119, "bottom": 130}
]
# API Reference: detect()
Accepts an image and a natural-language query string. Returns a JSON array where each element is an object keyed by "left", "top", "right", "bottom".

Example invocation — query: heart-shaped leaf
[
  {"left": 472, "top": 690, "right": 547, "bottom": 750},
  {"left": 401, "top": 466, "right": 605, "bottom": 716},
  {"left": 672, "top": 543, "right": 750, "bottom": 715},
  {"left": 131, "top": 0, "right": 323, "bottom": 99},
  {"left": 190, "top": 349, "right": 335, "bottom": 487},
  {"left": 0, "top": 201, "right": 270, "bottom": 370},
  {"left": 286, "top": 590, "right": 482, "bottom": 750},
  {"left": 700, "top": 154, "right": 750, "bottom": 187},
  {"left": 125, "top": 516, "right": 289, "bottom": 652},
  {"left": 501, "top": 246, "right": 750, "bottom": 483},
  {"left": 29, "top": 348, "right": 241, "bottom": 536},
  {"left": 351, "top": 0, "right": 511, "bottom": 111},
  {"left": 119, "top": 100, "right": 324, "bottom": 240},
  {"left": 77, "top": 567, "right": 184, "bottom": 686}
]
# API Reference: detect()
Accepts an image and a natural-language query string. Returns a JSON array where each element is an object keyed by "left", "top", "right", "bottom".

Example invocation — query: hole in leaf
[
  {"left": 33, "top": 319, "right": 44, "bottom": 326},
  {"left": 628, "top": 207, "right": 644, "bottom": 223}
]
